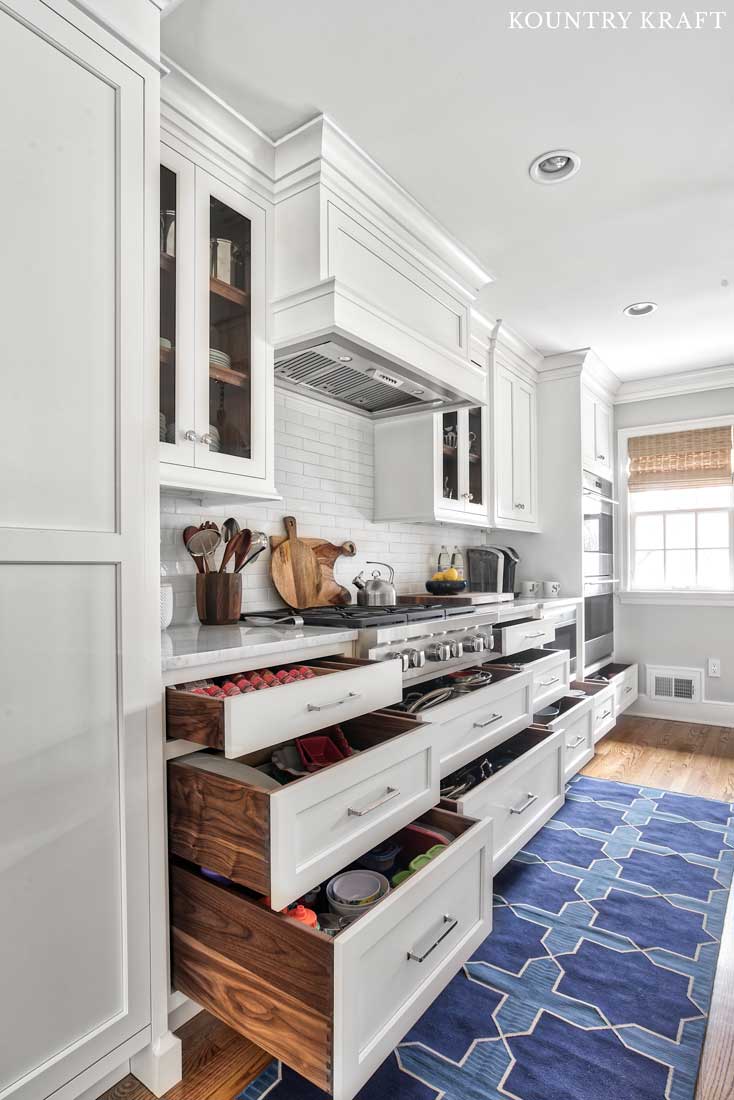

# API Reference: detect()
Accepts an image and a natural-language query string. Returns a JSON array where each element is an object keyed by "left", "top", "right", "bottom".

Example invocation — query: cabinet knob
[
  {"left": 184, "top": 430, "right": 198, "bottom": 443},
  {"left": 462, "top": 492, "right": 474, "bottom": 501},
  {"left": 201, "top": 433, "right": 215, "bottom": 446},
  {"left": 597, "top": 454, "right": 606, "bottom": 461},
  {"left": 514, "top": 502, "right": 526, "bottom": 510}
]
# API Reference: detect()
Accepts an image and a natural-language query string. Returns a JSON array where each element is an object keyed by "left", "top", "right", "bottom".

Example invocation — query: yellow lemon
[
  {"left": 431, "top": 571, "right": 445, "bottom": 581},
  {"left": 443, "top": 567, "right": 459, "bottom": 581}
]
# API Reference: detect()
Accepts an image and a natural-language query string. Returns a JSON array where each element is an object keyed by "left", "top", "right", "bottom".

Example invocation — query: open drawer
[
  {"left": 388, "top": 666, "right": 533, "bottom": 778},
  {"left": 491, "top": 648, "right": 570, "bottom": 710},
  {"left": 590, "top": 661, "right": 639, "bottom": 716},
  {"left": 492, "top": 617, "right": 555, "bottom": 657},
  {"left": 166, "top": 656, "right": 403, "bottom": 758},
  {"left": 441, "top": 727, "right": 564, "bottom": 873},
  {"left": 531, "top": 695, "right": 594, "bottom": 781},
  {"left": 168, "top": 711, "right": 438, "bottom": 910},
  {"left": 572, "top": 680, "right": 616, "bottom": 742},
  {"left": 170, "top": 807, "right": 492, "bottom": 1100}
]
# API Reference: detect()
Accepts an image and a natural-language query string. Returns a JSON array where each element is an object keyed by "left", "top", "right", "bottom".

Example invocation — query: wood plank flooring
[{"left": 101, "top": 716, "right": 734, "bottom": 1100}]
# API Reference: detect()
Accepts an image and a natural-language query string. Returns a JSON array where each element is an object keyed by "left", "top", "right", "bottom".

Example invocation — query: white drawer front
[
  {"left": 431, "top": 676, "right": 533, "bottom": 777},
  {"left": 456, "top": 731, "right": 565, "bottom": 873},
  {"left": 223, "top": 660, "right": 402, "bottom": 757},
  {"left": 531, "top": 651, "right": 571, "bottom": 709},
  {"left": 562, "top": 710, "right": 595, "bottom": 780},
  {"left": 333, "top": 817, "right": 492, "bottom": 1100},
  {"left": 269, "top": 724, "right": 438, "bottom": 909},
  {"left": 495, "top": 620, "right": 555, "bottom": 657},
  {"left": 615, "top": 665, "right": 639, "bottom": 715},
  {"left": 593, "top": 688, "right": 616, "bottom": 742}
]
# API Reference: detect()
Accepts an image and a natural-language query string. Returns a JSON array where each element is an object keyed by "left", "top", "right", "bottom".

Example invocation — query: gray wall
[{"left": 614, "top": 386, "right": 734, "bottom": 703}]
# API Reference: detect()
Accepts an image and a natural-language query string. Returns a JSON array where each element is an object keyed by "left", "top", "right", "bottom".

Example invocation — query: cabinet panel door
[
  {"left": 0, "top": 4, "right": 153, "bottom": 1099},
  {"left": 594, "top": 400, "right": 612, "bottom": 473},
  {"left": 511, "top": 376, "right": 535, "bottom": 522},
  {"left": 194, "top": 169, "right": 269, "bottom": 480},
  {"left": 581, "top": 388, "right": 597, "bottom": 469},
  {"left": 159, "top": 144, "right": 196, "bottom": 466},
  {"left": 494, "top": 369, "right": 515, "bottom": 520},
  {"left": 464, "top": 405, "right": 488, "bottom": 517}
]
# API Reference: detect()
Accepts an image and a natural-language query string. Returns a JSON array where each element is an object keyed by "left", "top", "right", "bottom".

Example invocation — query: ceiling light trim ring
[
  {"left": 529, "top": 149, "right": 581, "bottom": 184},
  {"left": 623, "top": 301, "right": 658, "bottom": 317}
]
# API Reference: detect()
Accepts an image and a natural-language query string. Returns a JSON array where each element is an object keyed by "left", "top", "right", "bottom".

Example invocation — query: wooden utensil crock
[{"left": 196, "top": 572, "right": 242, "bottom": 625}]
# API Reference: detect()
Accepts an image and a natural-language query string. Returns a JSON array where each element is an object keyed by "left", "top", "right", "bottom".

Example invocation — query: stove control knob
[
  {"left": 408, "top": 649, "right": 426, "bottom": 668},
  {"left": 464, "top": 635, "right": 485, "bottom": 653},
  {"left": 426, "top": 641, "right": 452, "bottom": 662},
  {"left": 449, "top": 639, "right": 464, "bottom": 658},
  {"left": 477, "top": 630, "right": 495, "bottom": 651}
]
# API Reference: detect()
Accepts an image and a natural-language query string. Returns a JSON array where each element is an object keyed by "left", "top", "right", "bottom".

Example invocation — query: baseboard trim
[
  {"left": 168, "top": 990, "right": 202, "bottom": 1033},
  {"left": 627, "top": 694, "right": 734, "bottom": 728}
]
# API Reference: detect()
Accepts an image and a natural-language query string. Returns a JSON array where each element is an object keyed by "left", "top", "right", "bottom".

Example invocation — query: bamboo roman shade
[{"left": 628, "top": 425, "right": 734, "bottom": 491}]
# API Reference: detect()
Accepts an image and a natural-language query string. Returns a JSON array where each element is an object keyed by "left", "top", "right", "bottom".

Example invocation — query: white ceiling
[{"left": 162, "top": 0, "right": 734, "bottom": 381}]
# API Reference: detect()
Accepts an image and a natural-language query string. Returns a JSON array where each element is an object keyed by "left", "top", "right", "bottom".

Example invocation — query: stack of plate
[
  {"left": 207, "top": 424, "right": 221, "bottom": 453},
  {"left": 159, "top": 413, "right": 167, "bottom": 442},
  {"left": 209, "top": 348, "right": 231, "bottom": 371}
]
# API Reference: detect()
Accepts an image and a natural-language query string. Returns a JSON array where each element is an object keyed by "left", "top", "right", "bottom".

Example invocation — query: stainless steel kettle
[{"left": 352, "top": 562, "right": 397, "bottom": 606}]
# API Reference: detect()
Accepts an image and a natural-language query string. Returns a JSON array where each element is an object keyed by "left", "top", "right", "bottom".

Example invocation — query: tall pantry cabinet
[{"left": 0, "top": 3, "right": 162, "bottom": 1100}]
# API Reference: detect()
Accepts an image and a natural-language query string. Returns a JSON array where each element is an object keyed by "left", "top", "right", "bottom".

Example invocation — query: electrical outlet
[{"left": 708, "top": 657, "right": 721, "bottom": 678}]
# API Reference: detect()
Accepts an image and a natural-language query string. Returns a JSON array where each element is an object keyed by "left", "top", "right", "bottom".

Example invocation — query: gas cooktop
[{"left": 243, "top": 603, "right": 467, "bottom": 629}]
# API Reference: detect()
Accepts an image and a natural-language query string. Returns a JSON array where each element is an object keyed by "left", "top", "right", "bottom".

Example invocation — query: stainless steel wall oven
[{"left": 582, "top": 471, "right": 616, "bottom": 670}]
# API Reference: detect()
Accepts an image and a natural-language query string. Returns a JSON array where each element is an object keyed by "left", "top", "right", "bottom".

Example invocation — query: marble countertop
[{"left": 161, "top": 623, "right": 359, "bottom": 673}]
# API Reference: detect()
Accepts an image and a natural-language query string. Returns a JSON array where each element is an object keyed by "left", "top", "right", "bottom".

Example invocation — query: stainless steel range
[{"left": 250, "top": 603, "right": 545, "bottom": 685}]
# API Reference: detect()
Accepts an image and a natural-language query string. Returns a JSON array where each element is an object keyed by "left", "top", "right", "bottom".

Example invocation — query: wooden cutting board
[{"left": 270, "top": 517, "right": 357, "bottom": 607}]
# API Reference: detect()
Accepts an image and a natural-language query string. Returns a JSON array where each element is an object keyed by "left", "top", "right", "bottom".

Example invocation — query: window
[{"left": 624, "top": 421, "right": 734, "bottom": 593}]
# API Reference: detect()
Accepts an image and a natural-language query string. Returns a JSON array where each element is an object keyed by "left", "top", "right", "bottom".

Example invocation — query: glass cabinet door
[
  {"left": 440, "top": 411, "right": 462, "bottom": 510},
  {"left": 159, "top": 145, "right": 195, "bottom": 465},
  {"left": 195, "top": 169, "right": 266, "bottom": 479},
  {"left": 466, "top": 405, "right": 486, "bottom": 513},
  {"left": 159, "top": 164, "right": 176, "bottom": 445}
]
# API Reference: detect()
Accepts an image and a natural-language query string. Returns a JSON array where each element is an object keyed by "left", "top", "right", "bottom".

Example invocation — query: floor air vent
[{"left": 646, "top": 666, "right": 703, "bottom": 703}]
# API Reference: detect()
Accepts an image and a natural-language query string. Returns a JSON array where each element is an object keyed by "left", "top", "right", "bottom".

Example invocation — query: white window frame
[{"left": 618, "top": 414, "right": 734, "bottom": 607}]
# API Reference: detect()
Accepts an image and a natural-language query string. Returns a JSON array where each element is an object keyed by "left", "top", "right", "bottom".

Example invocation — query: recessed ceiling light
[
  {"left": 623, "top": 301, "right": 658, "bottom": 317},
  {"left": 337, "top": 355, "right": 353, "bottom": 362},
  {"left": 529, "top": 149, "right": 581, "bottom": 184}
]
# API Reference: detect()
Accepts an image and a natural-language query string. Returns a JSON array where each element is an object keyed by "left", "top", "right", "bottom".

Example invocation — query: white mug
[
  {"left": 160, "top": 584, "right": 174, "bottom": 630},
  {"left": 519, "top": 580, "right": 540, "bottom": 596},
  {"left": 543, "top": 581, "right": 561, "bottom": 598}
]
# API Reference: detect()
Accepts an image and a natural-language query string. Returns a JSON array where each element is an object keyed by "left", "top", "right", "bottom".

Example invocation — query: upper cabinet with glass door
[
  {"left": 374, "top": 406, "right": 489, "bottom": 527},
  {"left": 159, "top": 144, "right": 277, "bottom": 503}
]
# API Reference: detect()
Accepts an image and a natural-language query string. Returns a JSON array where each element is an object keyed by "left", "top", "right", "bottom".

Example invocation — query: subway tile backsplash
[{"left": 161, "top": 390, "right": 488, "bottom": 625}]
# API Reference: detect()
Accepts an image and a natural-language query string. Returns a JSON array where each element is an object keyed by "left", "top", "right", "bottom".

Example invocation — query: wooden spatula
[{"left": 270, "top": 516, "right": 321, "bottom": 608}]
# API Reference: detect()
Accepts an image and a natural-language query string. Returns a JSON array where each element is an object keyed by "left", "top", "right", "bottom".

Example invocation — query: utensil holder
[{"left": 196, "top": 572, "right": 242, "bottom": 626}]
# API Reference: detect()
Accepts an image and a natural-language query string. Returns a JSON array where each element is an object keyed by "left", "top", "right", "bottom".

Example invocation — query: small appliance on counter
[
  {"left": 352, "top": 562, "right": 397, "bottom": 606},
  {"left": 466, "top": 546, "right": 519, "bottom": 600}
]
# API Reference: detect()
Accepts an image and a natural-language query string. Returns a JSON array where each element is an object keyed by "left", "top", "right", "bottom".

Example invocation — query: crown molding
[
  {"left": 615, "top": 363, "right": 734, "bottom": 404},
  {"left": 537, "top": 347, "right": 620, "bottom": 401},
  {"left": 471, "top": 311, "right": 542, "bottom": 378}
]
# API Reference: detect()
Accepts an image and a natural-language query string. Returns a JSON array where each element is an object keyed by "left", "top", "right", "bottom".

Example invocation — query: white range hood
[{"left": 271, "top": 117, "right": 493, "bottom": 417}]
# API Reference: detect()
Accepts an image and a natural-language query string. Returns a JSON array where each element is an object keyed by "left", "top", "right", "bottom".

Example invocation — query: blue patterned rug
[{"left": 239, "top": 775, "right": 734, "bottom": 1100}]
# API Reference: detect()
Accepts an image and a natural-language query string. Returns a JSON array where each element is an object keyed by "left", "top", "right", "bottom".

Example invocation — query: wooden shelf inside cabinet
[
  {"left": 210, "top": 277, "right": 249, "bottom": 307},
  {"left": 160, "top": 251, "right": 175, "bottom": 274},
  {"left": 209, "top": 363, "right": 249, "bottom": 388},
  {"left": 468, "top": 452, "right": 481, "bottom": 464},
  {"left": 442, "top": 445, "right": 458, "bottom": 459}
]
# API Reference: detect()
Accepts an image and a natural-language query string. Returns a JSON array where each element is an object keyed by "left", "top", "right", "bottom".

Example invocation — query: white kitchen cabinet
[
  {"left": 581, "top": 386, "right": 613, "bottom": 479},
  {"left": 159, "top": 143, "right": 278, "bottom": 503},
  {"left": 0, "top": 3, "right": 159, "bottom": 1099},
  {"left": 491, "top": 361, "right": 539, "bottom": 530},
  {"left": 374, "top": 406, "right": 489, "bottom": 527}
]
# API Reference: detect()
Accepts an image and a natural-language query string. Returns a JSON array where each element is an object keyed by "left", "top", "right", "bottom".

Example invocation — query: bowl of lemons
[{"left": 425, "top": 568, "right": 467, "bottom": 595}]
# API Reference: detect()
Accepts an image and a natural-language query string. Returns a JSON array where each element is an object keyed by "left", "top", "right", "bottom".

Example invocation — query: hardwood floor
[{"left": 101, "top": 716, "right": 734, "bottom": 1100}]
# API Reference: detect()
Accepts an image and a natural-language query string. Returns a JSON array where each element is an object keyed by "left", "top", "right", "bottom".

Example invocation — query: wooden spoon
[
  {"left": 233, "top": 529, "right": 253, "bottom": 572},
  {"left": 183, "top": 526, "right": 205, "bottom": 574},
  {"left": 220, "top": 528, "right": 248, "bottom": 572}
]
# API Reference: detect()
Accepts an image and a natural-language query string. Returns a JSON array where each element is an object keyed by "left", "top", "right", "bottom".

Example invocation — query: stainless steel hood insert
[{"left": 274, "top": 340, "right": 448, "bottom": 417}]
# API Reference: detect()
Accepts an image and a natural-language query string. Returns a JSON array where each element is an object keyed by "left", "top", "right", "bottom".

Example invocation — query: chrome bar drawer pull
[
  {"left": 598, "top": 708, "right": 612, "bottom": 722},
  {"left": 510, "top": 792, "right": 539, "bottom": 815},
  {"left": 407, "top": 915, "right": 458, "bottom": 963},
  {"left": 347, "top": 786, "right": 400, "bottom": 818},
  {"left": 567, "top": 735, "right": 586, "bottom": 749},
  {"left": 473, "top": 712, "right": 502, "bottom": 729},
  {"left": 307, "top": 692, "right": 361, "bottom": 712},
  {"left": 625, "top": 685, "right": 633, "bottom": 694},
  {"left": 524, "top": 631, "right": 545, "bottom": 639},
  {"left": 539, "top": 675, "right": 560, "bottom": 686}
]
